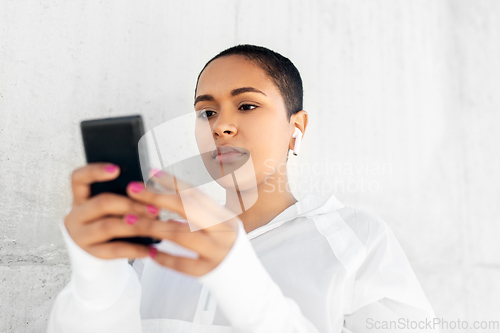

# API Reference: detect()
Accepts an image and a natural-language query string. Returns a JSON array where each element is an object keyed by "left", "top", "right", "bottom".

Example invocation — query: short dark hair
[{"left": 194, "top": 44, "right": 303, "bottom": 122}]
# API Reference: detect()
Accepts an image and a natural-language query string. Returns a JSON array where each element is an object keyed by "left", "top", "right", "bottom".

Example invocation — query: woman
[{"left": 47, "top": 44, "right": 437, "bottom": 332}]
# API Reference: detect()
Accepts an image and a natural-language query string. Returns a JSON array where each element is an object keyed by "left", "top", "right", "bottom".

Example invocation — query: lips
[{"left": 212, "top": 146, "right": 247, "bottom": 159}]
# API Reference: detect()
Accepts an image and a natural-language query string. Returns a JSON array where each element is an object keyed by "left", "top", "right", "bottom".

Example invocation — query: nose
[{"left": 212, "top": 108, "right": 237, "bottom": 138}]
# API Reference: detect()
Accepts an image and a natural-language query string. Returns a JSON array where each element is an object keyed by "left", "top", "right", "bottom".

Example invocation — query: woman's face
[{"left": 194, "top": 55, "right": 293, "bottom": 191}]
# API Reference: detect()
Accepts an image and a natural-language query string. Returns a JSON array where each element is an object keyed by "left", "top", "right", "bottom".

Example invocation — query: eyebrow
[{"left": 194, "top": 87, "right": 267, "bottom": 106}]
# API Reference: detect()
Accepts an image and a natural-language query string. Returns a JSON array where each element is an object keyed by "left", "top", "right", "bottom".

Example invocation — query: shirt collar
[{"left": 247, "top": 193, "right": 344, "bottom": 238}]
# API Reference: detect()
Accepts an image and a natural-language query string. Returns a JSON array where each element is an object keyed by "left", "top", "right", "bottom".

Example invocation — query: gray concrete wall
[{"left": 1, "top": 1, "right": 499, "bottom": 332}]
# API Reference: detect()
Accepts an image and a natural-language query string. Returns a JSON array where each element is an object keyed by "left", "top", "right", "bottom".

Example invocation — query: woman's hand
[
  {"left": 65, "top": 162, "right": 164, "bottom": 260},
  {"left": 125, "top": 170, "right": 240, "bottom": 277}
]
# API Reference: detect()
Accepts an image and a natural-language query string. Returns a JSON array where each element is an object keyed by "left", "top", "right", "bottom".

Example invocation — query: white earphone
[{"left": 292, "top": 127, "right": 302, "bottom": 156}]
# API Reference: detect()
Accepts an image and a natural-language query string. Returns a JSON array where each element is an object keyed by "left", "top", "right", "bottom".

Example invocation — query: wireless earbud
[{"left": 292, "top": 127, "right": 302, "bottom": 156}]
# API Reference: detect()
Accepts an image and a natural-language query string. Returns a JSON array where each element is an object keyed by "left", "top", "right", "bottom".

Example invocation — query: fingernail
[
  {"left": 126, "top": 214, "right": 138, "bottom": 225},
  {"left": 105, "top": 164, "right": 118, "bottom": 173},
  {"left": 147, "top": 205, "right": 158, "bottom": 214},
  {"left": 150, "top": 168, "right": 165, "bottom": 178},
  {"left": 129, "top": 181, "right": 144, "bottom": 193},
  {"left": 149, "top": 247, "right": 157, "bottom": 259}
]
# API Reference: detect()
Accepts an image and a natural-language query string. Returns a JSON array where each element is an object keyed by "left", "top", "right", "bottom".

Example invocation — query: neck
[{"left": 224, "top": 172, "right": 297, "bottom": 234}]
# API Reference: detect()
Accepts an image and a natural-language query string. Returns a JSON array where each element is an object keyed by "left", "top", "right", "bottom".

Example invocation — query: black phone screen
[{"left": 80, "top": 115, "right": 161, "bottom": 245}]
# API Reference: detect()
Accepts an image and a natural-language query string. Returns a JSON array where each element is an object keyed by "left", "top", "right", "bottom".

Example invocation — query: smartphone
[{"left": 80, "top": 115, "right": 161, "bottom": 245}]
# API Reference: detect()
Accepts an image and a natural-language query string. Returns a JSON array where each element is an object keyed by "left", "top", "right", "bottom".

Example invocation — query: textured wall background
[{"left": 1, "top": 1, "right": 499, "bottom": 332}]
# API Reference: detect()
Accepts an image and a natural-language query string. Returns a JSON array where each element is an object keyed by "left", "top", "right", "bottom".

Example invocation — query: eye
[
  {"left": 197, "top": 104, "right": 257, "bottom": 119},
  {"left": 239, "top": 104, "right": 257, "bottom": 111},
  {"left": 197, "top": 109, "right": 216, "bottom": 119}
]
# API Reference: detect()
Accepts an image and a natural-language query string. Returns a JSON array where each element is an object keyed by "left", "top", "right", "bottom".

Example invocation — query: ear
[{"left": 289, "top": 110, "right": 308, "bottom": 151}]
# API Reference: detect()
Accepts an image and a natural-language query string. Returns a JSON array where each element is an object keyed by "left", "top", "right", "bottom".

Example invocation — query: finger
[
  {"left": 86, "top": 241, "right": 150, "bottom": 260},
  {"left": 148, "top": 168, "right": 179, "bottom": 194},
  {"left": 81, "top": 216, "right": 214, "bottom": 257},
  {"left": 126, "top": 180, "right": 187, "bottom": 219},
  {"left": 148, "top": 170, "right": 230, "bottom": 212},
  {"left": 68, "top": 193, "right": 160, "bottom": 226},
  {"left": 151, "top": 170, "right": 239, "bottom": 230},
  {"left": 71, "top": 163, "right": 120, "bottom": 206},
  {"left": 150, "top": 169, "right": 195, "bottom": 193},
  {"left": 153, "top": 219, "right": 217, "bottom": 257},
  {"left": 150, "top": 248, "right": 212, "bottom": 277},
  {"left": 127, "top": 177, "right": 238, "bottom": 232},
  {"left": 74, "top": 215, "right": 157, "bottom": 246}
]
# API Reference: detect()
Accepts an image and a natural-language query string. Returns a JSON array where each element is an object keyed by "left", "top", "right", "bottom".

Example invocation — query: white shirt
[{"left": 46, "top": 193, "right": 439, "bottom": 332}]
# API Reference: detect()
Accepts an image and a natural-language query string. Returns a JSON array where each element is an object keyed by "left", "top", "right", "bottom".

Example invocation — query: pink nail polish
[
  {"left": 105, "top": 164, "right": 118, "bottom": 173},
  {"left": 149, "top": 247, "right": 157, "bottom": 259},
  {"left": 129, "top": 181, "right": 144, "bottom": 193},
  {"left": 126, "top": 214, "right": 138, "bottom": 225},
  {"left": 147, "top": 205, "right": 158, "bottom": 214},
  {"left": 151, "top": 168, "right": 165, "bottom": 177}
]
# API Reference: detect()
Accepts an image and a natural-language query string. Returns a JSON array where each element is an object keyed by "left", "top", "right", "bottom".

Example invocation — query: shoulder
[
  {"left": 302, "top": 194, "right": 392, "bottom": 250},
  {"left": 306, "top": 205, "right": 394, "bottom": 272},
  {"left": 334, "top": 206, "right": 392, "bottom": 248},
  {"left": 309, "top": 204, "right": 391, "bottom": 248}
]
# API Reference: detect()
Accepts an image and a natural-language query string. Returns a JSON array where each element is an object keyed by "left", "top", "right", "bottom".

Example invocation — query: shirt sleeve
[
  {"left": 197, "top": 221, "right": 321, "bottom": 333},
  {"left": 342, "top": 222, "right": 440, "bottom": 333},
  {"left": 46, "top": 206, "right": 143, "bottom": 333}
]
